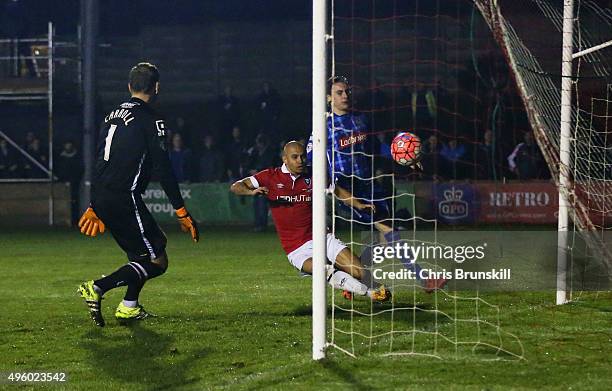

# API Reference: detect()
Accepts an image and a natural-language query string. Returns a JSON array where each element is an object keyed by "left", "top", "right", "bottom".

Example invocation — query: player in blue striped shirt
[
  {"left": 307, "top": 76, "right": 446, "bottom": 292},
  {"left": 307, "top": 76, "right": 391, "bottom": 228}
]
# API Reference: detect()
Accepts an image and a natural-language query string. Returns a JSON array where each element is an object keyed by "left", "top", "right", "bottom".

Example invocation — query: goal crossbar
[{"left": 572, "top": 39, "right": 612, "bottom": 59}]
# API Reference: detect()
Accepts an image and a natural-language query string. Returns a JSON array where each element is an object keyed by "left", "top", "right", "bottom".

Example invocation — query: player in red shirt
[{"left": 231, "top": 141, "right": 390, "bottom": 302}]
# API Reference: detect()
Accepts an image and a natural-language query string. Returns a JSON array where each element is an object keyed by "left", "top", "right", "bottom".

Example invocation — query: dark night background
[{"left": 5, "top": 0, "right": 609, "bottom": 186}]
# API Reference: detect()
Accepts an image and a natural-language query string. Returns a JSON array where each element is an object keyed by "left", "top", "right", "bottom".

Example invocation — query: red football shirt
[{"left": 251, "top": 164, "right": 312, "bottom": 254}]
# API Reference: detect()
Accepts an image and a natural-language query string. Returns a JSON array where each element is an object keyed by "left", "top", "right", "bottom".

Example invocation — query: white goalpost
[
  {"left": 311, "top": 0, "right": 328, "bottom": 361},
  {"left": 556, "top": 0, "right": 575, "bottom": 305},
  {"left": 558, "top": 0, "right": 612, "bottom": 305}
]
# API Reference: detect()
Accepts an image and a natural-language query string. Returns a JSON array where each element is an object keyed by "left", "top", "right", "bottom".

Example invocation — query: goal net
[
  {"left": 472, "top": 0, "right": 612, "bottom": 300},
  {"left": 321, "top": 0, "right": 531, "bottom": 359}
]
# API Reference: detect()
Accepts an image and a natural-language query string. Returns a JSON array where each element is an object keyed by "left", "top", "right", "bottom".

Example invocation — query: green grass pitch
[{"left": 0, "top": 228, "right": 610, "bottom": 390}]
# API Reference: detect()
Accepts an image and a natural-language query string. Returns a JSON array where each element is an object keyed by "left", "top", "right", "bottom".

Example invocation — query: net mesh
[
  {"left": 473, "top": 0, "right": 612, "bottom": 295},
  {"left": 326, "top": 0, "right": 527, "bottom": 359}
]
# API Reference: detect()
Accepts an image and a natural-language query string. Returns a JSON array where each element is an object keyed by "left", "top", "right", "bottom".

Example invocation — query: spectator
[
  {"left": 256, "top": 82, "right": 281, "bottom": 137},
  {"left": 225, "top": 126, "right": 248, "bottom": 182},
  {"left": 421, "top": 134, "right": 441, "bottom": 180},
  {"left": 22, "top": 136, "right": 47, "bottom": 178},
  {"left": 56, "top": 140, "right": 83, "bottom": 225},
  {"left": 218, "top": 85, "right": 241, "bottom": 135},
  {"left": 168, "top": 133, "right": 193, "bottom": 183},
  {"left": 475, "top": 130, "right": 496, "bottom": 180},
  {"left": 247, "top": 133, "right": 277, "bottom": 232},
  {"left": 398, "top": 81, "right": 438, "bottom": 135},
  {"left": 56, "top": 140, "right": 82, "bottom": 182},
  {"left": 0, "top": 138, "right": 19, "bottom": 178},
  {"left": 248, "top": 133, "right": 278, "bottom": 172},
  {"left": 23, "top": 131, "right": 35, "bottom": 147},
  {"left": 507, "top": 131, "right": 547, "bottom": 180},
  {"left": 173, "top": 116, "right": 192, "bottom": 148},
  {"left": 440, "top": 138, "right": 467, "bottom": 179},
  {"left": 199, "top": 134, "right": 225, "bottom": 182}
]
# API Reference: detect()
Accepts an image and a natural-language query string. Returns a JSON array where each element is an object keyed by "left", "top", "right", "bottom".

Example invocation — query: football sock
[
  {"left": 122, "top": 300, "right": 138, "bottom": 308},
  {"left": 123, "top": 280, "right": 144, "bottom": 302},
  {"left": 94, "top": 261, "right": 166, "bottom": 295},
  {"left": 327, "top": 266, "right": 369, "bottom": 296},
  {"left": 94, "top": 263, "right": 142, "bottom": 294}
]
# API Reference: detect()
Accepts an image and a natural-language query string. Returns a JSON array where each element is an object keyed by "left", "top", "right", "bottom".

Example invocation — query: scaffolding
[{"left": 0, "top": 22, "right": 80, "bottom": 225}]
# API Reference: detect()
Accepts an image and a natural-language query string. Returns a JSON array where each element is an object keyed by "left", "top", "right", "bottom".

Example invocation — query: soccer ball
[{"left": 391, "top": 132, "right": 422, "bottom": 166}]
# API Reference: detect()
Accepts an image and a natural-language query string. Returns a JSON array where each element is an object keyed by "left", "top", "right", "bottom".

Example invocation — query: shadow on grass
[
  {"left": 82, "top": 322, "right": 208, "bottom": 390},
  {"left": 318, "top": 359, "right": 371, "bottom": 390},
  {"left": 568, "top": 298, "right": 612, "bottom": 313},
  {"left": 470, "top": 343, "right": 523, "bottom": 359},
  {"left": 289, "top": 302, "right": 443, "bottom": 326}
]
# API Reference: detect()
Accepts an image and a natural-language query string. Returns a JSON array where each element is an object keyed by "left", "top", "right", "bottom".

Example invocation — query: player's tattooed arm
[
  {"left": 230, "top": 177, "right": 269, "bottom": 196},
  {"left": 334, "top": 185, "right": 375, "bottom": 213}
]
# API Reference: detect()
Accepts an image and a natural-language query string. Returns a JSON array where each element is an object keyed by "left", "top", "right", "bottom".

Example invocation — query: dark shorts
[{"left": 92, "top": 191, "right": 167, "bottom": 262}]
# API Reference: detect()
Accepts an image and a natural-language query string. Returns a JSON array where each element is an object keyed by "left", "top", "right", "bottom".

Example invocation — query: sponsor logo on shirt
[
  {"left": 276, "top": 194, "right": 312, "bottom": 203},
  {"left": 338, "top": 133, "right": 367, "bottom": 149}
]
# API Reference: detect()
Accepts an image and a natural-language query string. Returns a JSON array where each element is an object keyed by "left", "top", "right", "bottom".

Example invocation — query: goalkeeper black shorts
[{"left": 92, "top": 190, "right": 167, "bottom": 262}]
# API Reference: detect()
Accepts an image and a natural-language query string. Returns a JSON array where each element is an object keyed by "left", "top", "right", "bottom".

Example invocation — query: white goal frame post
[
  {"left": 557, "top": 0, "right": 612, "bottom": 305},
  {"left": 312, "top": 0, "right": 328, "bottom": 360}
]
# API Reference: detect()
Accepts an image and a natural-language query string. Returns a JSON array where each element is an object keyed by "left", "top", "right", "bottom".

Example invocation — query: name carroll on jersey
[{"left": 104, "top": 103, "right": 137, "bottom": 126}]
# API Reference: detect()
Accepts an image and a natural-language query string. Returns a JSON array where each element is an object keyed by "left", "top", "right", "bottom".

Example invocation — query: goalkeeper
[
  {"left": 307, "top": 76, "right": 445, "bottom": 292},
  {"left": 77, "top": 63, "right": 199, "bottom": 327}
]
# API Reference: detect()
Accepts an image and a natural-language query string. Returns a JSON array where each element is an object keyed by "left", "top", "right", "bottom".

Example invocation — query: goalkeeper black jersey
[{"left": 92, "top": 97, "right": 184, "bottom": 210}]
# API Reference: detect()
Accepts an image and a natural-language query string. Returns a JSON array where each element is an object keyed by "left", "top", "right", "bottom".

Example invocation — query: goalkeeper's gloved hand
[
  {"left": 176, "top": 207, "right": 199, "bottom": 243},
  {"left": 78, "top": 207, "right": 105, "bottom": 237}
]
